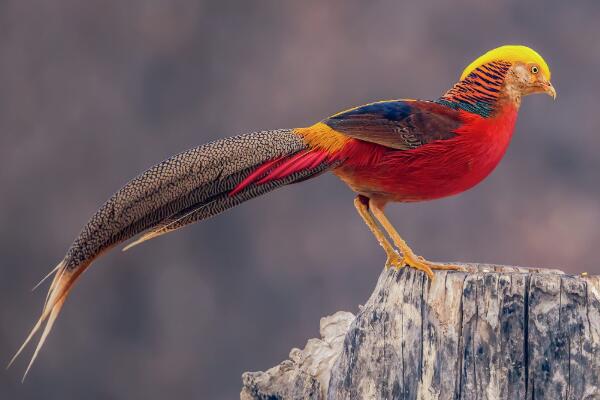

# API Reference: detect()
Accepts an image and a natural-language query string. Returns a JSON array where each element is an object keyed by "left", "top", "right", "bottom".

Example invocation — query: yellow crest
[{"left": 460, "top": 45, "right": 551, "bottom": 81}]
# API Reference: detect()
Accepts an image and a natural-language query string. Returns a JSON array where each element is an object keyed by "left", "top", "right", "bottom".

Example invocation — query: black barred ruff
[{"left": 436, "top": 61, "right": 511, "bottom": 117}]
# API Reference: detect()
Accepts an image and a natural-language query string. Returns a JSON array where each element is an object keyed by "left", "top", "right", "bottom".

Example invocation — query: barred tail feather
[
  {"left": 122, "top": 152, "right": 339, "bottom": 251},
  {"left": 11, "top": 128, "right": 342, "bottom": 377}
]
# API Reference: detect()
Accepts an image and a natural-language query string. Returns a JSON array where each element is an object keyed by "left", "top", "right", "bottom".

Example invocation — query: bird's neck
[{"left": 436, "top": 61, "right": 520, "bottom": 118}]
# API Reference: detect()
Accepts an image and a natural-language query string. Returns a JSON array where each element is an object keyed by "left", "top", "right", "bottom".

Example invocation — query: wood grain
[{"left": 241, "top": 265, "right": 600, "bottom": 400}]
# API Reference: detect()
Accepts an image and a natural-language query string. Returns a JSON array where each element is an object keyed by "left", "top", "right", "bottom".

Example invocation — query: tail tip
[{"left": 11, "top": 260, "right": 73, "bottom": 380}]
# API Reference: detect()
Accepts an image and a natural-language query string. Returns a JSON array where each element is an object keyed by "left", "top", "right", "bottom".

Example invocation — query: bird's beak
[{"left": 542, "top": 81, "right": 557, "bottom": 100}]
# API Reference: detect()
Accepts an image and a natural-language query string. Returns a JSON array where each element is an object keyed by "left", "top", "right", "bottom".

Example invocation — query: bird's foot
[
  {"left": 385, "top": 252, "right": 433, "bottom": 279},
  {"left": 402, "top": 253, "right": 467, "bottom": 280},
  {"left": 417, "top": 256, "right": 467, "bottom": 272},
  {"left": 385, "top": 252, "right": 406, "bottom": 270},
  {"left": 401, "top": 252, "right": 435, "bottom": 280},
  {"left": 384, "top": 250, "right": 435, "bottom": 279},
  {"left": 385, "top": 251, "right": 467, "bottom": 280}
]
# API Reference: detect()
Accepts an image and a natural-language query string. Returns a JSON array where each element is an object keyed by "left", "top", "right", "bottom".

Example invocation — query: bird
[{"left": 10, "top": 44, "right": 555, "bottom": 378}]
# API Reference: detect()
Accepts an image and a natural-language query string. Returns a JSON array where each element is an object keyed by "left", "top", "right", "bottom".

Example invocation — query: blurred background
[{"left": 1, "top": 1, "right": 599, "bottom": 398}]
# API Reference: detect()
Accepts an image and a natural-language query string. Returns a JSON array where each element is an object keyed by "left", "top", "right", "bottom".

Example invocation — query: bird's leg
[
  {"left": 353, "top": 196, "right": 404, "bottom": 269},
  {"left": 369, "top": 203, "right": 465, "bottom": 279}
]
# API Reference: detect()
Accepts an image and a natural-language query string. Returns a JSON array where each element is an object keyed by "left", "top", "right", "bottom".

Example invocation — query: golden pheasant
[{"left": 10, "top": 45, "right": 555, "bottom": 378}]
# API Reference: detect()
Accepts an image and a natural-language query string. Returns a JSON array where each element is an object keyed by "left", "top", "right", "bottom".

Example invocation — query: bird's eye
[{"left": 531, "top": 65, "right": 539, "bottom": 74}]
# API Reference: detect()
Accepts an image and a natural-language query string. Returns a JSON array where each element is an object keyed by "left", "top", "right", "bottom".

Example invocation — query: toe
[
  {"left": 405, "top": 257, "right": 434, "bottom": 280},
  {"left": 430, "top": 263, "right": 467, "bottom": 272}
]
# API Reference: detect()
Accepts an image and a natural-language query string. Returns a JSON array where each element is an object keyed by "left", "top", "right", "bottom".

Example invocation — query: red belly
[{"left": 334, "top": 109, "right": 518, "bottom": 202}]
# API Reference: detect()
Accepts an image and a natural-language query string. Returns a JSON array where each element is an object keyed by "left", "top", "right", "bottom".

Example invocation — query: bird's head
[{"left": 460, "top": 45, "right": 556, "bottom": 102}]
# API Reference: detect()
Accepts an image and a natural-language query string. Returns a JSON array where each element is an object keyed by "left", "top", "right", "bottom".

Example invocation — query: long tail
[{"left": 10, "top": 128, "right": 341, "bottom": 378}]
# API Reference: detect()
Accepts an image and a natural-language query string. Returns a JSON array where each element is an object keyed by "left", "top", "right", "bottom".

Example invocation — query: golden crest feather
[{"left": 460, "top": 45, "right": 551, "bottom": 81}]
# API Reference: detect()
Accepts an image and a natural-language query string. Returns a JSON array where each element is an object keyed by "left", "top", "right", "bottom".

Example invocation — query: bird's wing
[{"left": 323, "top": 100, "right": 462, "bottom": 150}]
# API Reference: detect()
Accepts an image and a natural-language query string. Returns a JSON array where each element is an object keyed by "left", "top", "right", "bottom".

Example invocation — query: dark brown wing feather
[{"left": 323, "top": 100, "right": 462, "bottom": 150}]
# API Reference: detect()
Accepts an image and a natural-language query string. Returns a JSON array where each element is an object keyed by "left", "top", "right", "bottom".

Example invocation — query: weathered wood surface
[{"left": 241, "top": 264, "right": 600, "bottom": 400}]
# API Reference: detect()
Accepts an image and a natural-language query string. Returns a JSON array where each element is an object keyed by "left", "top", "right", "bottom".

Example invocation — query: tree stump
[{"left": 240, "top": 264, "right": 600, "bottom": 399}]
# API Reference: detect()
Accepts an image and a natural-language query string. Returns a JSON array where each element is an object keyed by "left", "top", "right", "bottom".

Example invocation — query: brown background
[{"left": 1, "top": 1, "right": 599, "bottom": 398}]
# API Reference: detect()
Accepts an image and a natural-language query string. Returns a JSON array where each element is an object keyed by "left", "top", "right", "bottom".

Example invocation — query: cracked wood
[{"left": 242, "top": 264, "right": 600, "bottom": 400}]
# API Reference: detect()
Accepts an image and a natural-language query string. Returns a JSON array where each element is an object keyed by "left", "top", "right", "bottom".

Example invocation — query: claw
[
  {"left": 403, "top": 254, "right": 435, "bottom": 280},
  {"left": 388, "top": 251, "right": 466, "bottom": 280}
]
